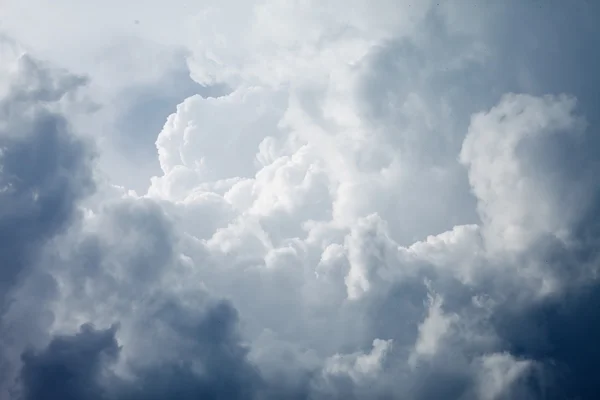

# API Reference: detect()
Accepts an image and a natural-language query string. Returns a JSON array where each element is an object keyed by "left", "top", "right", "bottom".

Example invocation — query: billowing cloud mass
[{"left": 1, "top": 1, "right": 600, "bottom": 399}]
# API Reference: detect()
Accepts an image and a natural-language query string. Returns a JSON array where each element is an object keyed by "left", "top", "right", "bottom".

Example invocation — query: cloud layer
[{"left": 1, "top": 1, "right": 600, "bottom": 399}]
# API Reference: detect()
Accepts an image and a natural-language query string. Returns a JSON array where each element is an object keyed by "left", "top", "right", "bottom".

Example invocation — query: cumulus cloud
[
  {"left": 461, "top": 93, "right": 589, "bottom": 253},
  {"left": 1, "top": 1, "right": 600, "bottom": 400}
]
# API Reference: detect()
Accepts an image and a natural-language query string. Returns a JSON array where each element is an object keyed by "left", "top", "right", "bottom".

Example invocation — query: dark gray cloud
[
  {"left": 0, "top": 50, "right": 96, "bottom": 399},
  {"left": 19, "top": 324, "right": 119, "bottom": 400},
  {"left": 122, "top": 300, "right": 264, "bottom": 400},
  {"left": 490, "top": 199, "right": 600, "bottom": 400},
  {"left": 17, "top": 300, "right": 265, "bottom": 400},
  {"left": 0, "top": 55, "right": 94, "bottom": 299},
  {"left": 465, "top": 4, "right": 600, "bottom": 397}
]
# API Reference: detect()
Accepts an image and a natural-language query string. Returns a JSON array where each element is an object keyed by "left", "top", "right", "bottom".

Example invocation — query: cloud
[
  {"left": 461, "top": 93, "right": 589, "bottom": 254},
  {"left": 18, "top": 300, "right": 263, "bottom": 400},
  {"left": 0, "top": 46, "right": 94, "bottom": 304},
  {"left": 0, "top": 40, "right": 97, "bottom": 396},
  {"left": 1, "top": 1, "right": 600, "bottom": 400},
  {"left": 18, "top": 324, "right": 120, "bottom": 400}
]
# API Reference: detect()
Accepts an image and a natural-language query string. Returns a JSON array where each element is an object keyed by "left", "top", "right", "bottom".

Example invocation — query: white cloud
[
  {"left": 1, "top": 1, "right": 600, "bottom": 400},
  {"left": 409, "top": 289, "right": 458, "bottom": 366},
  {"left": 475, "top": 353, "right": 534, "bottom": 400},
  {"left": 187, "top": 0, "right": 434, "bottom": 87},
  {"left": 323, "top": 338, "right": 392, "bottom": 381},
  {"left": 461, "top": 93, "right": 589, "bottom": 254}
]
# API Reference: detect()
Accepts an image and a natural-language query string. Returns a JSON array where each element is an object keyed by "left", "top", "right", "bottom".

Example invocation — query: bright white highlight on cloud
[
  {"left": 1, "top": 1, "right": 600, "bottom": 399},
  {"left": 461, "top": 93, "right": 588, "bottom": 253}
]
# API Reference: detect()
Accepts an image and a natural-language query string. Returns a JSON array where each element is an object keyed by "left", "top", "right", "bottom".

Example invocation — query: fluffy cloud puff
[{"left": 1, "top": 1, "right": 600, "bottom": 400}]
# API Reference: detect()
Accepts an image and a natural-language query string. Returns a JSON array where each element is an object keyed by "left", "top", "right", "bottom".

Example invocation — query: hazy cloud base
[{"left": 1, "top": 1, "right": 600, "bottom": 399}]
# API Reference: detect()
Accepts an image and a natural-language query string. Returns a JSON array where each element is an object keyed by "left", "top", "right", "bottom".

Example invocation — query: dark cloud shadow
[{"left": 17, "top": 300, "right": 265, "bottom": 400}]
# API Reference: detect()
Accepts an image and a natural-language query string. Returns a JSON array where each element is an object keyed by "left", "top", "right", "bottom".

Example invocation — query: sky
[{"left": 0, "top": 1, "right": 599, "bottom": 399}]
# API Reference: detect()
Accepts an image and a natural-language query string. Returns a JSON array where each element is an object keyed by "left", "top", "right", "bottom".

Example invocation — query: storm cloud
[{"left": 1, "top": 1, "right": 600, "bottom": 400}]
